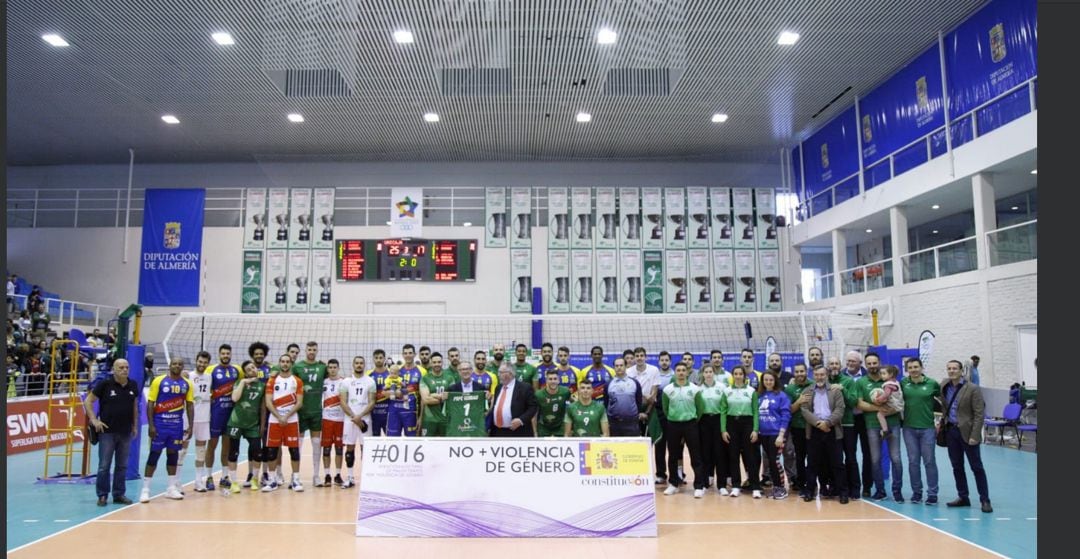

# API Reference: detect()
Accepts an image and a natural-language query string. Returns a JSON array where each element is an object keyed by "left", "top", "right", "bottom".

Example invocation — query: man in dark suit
[
  {"left": 941, "top": 359, "right": 992, "bottom": 513},
  {"left": 490, "top": 363, "right": 539, "bottom": 437}
]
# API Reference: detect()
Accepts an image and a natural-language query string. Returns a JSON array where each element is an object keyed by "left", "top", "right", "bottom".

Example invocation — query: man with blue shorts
[
  {"left": 204, "top": 344, "right": 240, "bottom": 490},
  {"left": 141, "top": 356, "right": 194, "bottom": 503}
]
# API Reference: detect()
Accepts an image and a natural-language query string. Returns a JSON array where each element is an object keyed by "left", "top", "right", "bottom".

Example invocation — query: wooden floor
[{"left": 9, "top": 460, "right": 1001, "bottom": 559}]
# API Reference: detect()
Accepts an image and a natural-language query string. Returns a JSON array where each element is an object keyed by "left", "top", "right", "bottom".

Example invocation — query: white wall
[{"left": 801, "top": 259, "right": 1036, "bottom": 390}]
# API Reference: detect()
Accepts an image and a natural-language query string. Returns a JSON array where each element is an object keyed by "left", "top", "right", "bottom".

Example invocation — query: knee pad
[
  {"left": 322, "top": 446, "right": 332, "bottom": 458},
  {"left": 264, "top": 447, "right": 279, "bottom": 463},
  {"left": 334, "top": 446, "right": 343, "bottom": 456},
  {"left": 247, "top": 439, "right": 263, "bottom": 462},
  {"left": 228, "top": 441, "right": 241, "bottom": 464},
  {"left": 288, "top": 447, "right": 301, "bottom": 462},
  {"left": 345, "top": 450, "right": 355, "bottom": 467},
  {"left": 147, "top": 449, "right": 162, "bottom": 468},
  {"left": 165, "top": 451, "right": 179, "bottom": 467}
]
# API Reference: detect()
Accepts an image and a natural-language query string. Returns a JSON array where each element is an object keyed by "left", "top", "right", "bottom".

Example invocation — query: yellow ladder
[{"left": 43, "top": 339, "right": 88, "bottom": 479}]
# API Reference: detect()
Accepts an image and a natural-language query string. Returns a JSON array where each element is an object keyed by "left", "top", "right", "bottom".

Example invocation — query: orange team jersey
[{"left": 266, "top": 374, "right": 304, "bottom": 424}]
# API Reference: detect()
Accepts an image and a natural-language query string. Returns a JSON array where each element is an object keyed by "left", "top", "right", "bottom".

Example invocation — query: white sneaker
[
  {"left": 694, "top": 489, "right": 705, "bottom": 499},
  {"left": 165, "top": 487, "right": 184, "bottom": 500},
  {"left": 290, "top": 477, "right": 304, "bottom": 492},
  {"left": 663, "top": 485, "right": 679, "bottom": 496},
  {"left": 752, "top": 490, "right": 763, "bottom": 499},
  {"left": 730, "top": 488, "right": 741, "bottom": 498},
  {"left": 719, "top": 487, "right": 730, "bottom": 496},
  {"left": 140, "top": 488, "right": 151, "bottom": 503},
  {"left": 313, "top": 476, "right": 323, "bottom": 488},
  {"left": 261, "top": 481, "right": 279, "bottom": 492},
  {"left": 194, "top": 478, "right": 206, "bottom": 493}
]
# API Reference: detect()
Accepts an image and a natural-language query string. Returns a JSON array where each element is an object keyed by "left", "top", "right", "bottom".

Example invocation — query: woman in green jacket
[{"left": 721, "top": 366, "right": 761, "bottom": 498}]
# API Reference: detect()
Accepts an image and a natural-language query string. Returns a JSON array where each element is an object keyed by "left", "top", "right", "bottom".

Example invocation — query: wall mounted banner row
[
  {"left": 243, "top": 187, "right": 336, "bottom": 250},
  {"left": 245, "top": 249, "right": 333, "bottom": 314}
]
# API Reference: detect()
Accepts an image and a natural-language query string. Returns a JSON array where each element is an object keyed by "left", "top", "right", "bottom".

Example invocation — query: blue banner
[
  {"left": 802, "top": 106, "right": 859, "bottom": 198},
  {"left": 791, "top": 145, "right": 804, "bottom": 200},
  {"left": 138, "top": 189, "right": 206, "bottom": 306},
  {"left": 859, "top": 44, "right": 945, "bottom": 167},
  {"left": 945, "top": 0, "right": 1037, "bottom": 119}
]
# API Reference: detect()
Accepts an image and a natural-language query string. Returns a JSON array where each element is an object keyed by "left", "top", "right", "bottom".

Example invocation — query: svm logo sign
[
  {"left": 6, "top": 396, "right": 86, "bottom": 454},
  {"left": 7, "top": 411, "right": 47, "bottom": 435}
]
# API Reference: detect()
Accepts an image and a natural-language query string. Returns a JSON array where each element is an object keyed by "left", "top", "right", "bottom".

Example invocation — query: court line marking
[
  {"left": 863, "top": 500, "right": 1010, "bottom": 559},
  {"left": 658, "top": 518, "right": 907, "bottom": 526},
  {"left": 91, "top": 518, "right": 911, "bottom": 527}
]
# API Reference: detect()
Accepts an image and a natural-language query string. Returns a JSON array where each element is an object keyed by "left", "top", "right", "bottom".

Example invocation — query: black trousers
[
  {"left": 806, "top": 427, "right": 848, "bottom": 497},
  {"left": 666, "top": 419, "right": 704, "bottom": 489},
  {"left": 790, "top": 428, "right": 808, "bottom": 490},
  {"left": 654, "top": 413, "right": 670, "bottom": 478},
  {"left": 854, "top": 414, "right": 874, "bottom": 491},
  {"left": 841, "top": 425, "right": 862, "bottom": 497},
  {"left": 726, "top": 415, "right": 760, "bottom": 490},
  {"left": 761, "top": 435, "right": 785, "bottom": 490},
  {"left": 699, "top": 414, "right": 728, "bottom": 485}
]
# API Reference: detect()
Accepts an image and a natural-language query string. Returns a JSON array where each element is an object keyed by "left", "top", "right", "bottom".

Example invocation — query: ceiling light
[
  {"left": 42, "top": 34, "right": 69, "bottom": 47},
  {"left": 865, "top": 229, "right": 873, "bottom": 233},
  {"left": 932, "top": 230, "right": 939, "bottom": 234},
  {"left": 211, "top": 32, "right": 235, "bottom": 46},
  {"left": 931, "top": 204, "right": 940, "bottom": 210},
  {"left": 597, "top": 28, "right": 618, "bottom": 45},
  {"left": 711, "top": 113, "right": 729, "bottom": 123},
  {"left": 1011, "top": 206, "right": 1020, "bottom": 211},
  {"left": 576, "top": 112, "right": 592, "bottom": 123},
  {"left": 463, "top": 222, "right": 473, "bottom": 227},
  {"left": 423, "top": 112, "right": 440, "bottom": 122},
  {"left": 161, "top": 115, "right": 180, "bottom": 124},
  {"left": 287, "top": 113, "right": 304, "bottom": 123},
  {"left": 778, "top": 31, "right": 800, "bottom": 46},
  {"left": 393, "top": 30, "right": 414, "bottom": 44},
  {"left": 1030, "top": 169, "right": 1037, "bottom": 175}
]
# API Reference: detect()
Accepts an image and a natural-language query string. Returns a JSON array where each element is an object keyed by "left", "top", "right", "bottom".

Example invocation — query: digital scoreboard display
[{"left": 336, "top": 239, "right": 476, "bottom": 282}]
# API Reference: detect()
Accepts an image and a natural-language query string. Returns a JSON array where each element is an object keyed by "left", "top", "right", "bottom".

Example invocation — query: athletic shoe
[
  {"left": 165, "top": 487, "right": 183, "bottom": 500},
  {"left": 893, "top": 493, "right": 905, "bottom": 503},
  {"left": 205, "top": 477, "right": 215, "bottom": 491},
  {"left": 719, "top": 487, "right": 730, "bottom": 496},
  {"left": 730, "top": 488, "right": 741, "bottom": 498},
  {"left": 220, "top": 476, "right": 231, "bottom": 489},
  {"left": 231, "top": 481, "right": 242, "bottom": 494},
  {"left": 140, "top": 488, "right": 151, "bottom": 503},
  {"left": 341, "top": 479, "right": 356, "bottom": 489},
  {"left": 654, "top": 476, "right": 667, "bottom": 485},
  {"left": 663, "top": 485, "right": 679, "bottom": 496},
  {"left": 911, "top": 493, "right": 923, "bottom": 504},
  {"left": 313, "top": 476, "right": 323, "bottom": 488},
  {"left": 693, "top": 489, "right": 705, "bottom": 499},
  {"left": 261, "top": 481, "right": 279, "bottom": 492},
  {"left": 194, "top": 477, "right": 206, "bottom": 493},
  {"left": 290, "top": 477, "right": 305, "bottom": 492},
  {"left": 871, "top": 492, "right": 888, "bottom": 501},
  {"left": 324, "top": 474, "right": 332, "bottom": 487},
  {"left": 334, "top": 474, "right": 344, "bottom": 487},
  {"left": 97, "top": 496, "right": 108, "bottom": 507},
  {"left": 752, "top": 490, "right": 763, "bottom": 499},
  {"left": 114, "top": 496, "right": 133, "bottom": 505},
  {"left": 243, "top": 473, "right": 254, "bottom": 489},
  {"left": 262, "top": 472, "right": 270, "bottom": 485},
  {"left": 925, "top": 496, "right": 938, "bottom": 505},
  {"left": 772, "top": 488, "right": 789, "bottom": 500}
]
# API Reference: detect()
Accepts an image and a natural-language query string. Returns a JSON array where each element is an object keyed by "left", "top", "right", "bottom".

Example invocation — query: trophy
[
  {"left": 714, "top": 211, "right": 732, "bottom": 240},
  {"left": 513, "top": 213, "right": 532, "bottom": 240},
  {"left": 760, "top": 213, "right": 784, "bottom": 240},
  {"left": 716, "top": 276, "right": 735, "bottom": 303},
  {"left": 739, "top": 276, "right": 756, "bottom": 303},
  {"left": 691, "top": 213, "right": 709, "bottom": 240},
  {"left": 320, "top": 214, "right": 334, "bottom": 241},
  {"left": 737, "top": 213, "right": 755, "bottom": 240},
  {"left": 552, "top": 213, "right": 569, "bottom": 240},
  {"left": 553, "top": 277, "right": 570, "bottom": 304},
  {"left": 273, "top": 276, "right": 288, "bottom": 304},
  {"left": 295, "top": 276, "right": 308, "bottom": 305},
  {"left": 297, "top": 213, "right": 311, "bottom": 241},
  {"left": 601, "top": 277, "right": 617, "bottom": 303},
  {"left": 575, "top": 214, "right": 592, "bottom": 240},
  {"left": 764, "top": 277, "right": 781, "bottom": 303},
  {"left": 622, "top": 277, "right": 641, "bottom": 303},
  {"left": 514, "top": 276, "right": 532, "bottom": 303},
  {"left": 622, "top": 213, "right": 640, "bottom": 240},
  {"left": 693, "top": 276, "right": 711, "bottom": 303},
  {"left": 669, "top": 214, "right": 686, "bottom": 240},
  {"left": 318, "top": 276, "right": 332, "bottom": 304},
  {"left": 670, "top": 277, "right": 687, "bottom": 304},
  {"left": 488, "top": 213, "right": 506, "bottom": 239},
  {"left": 599, "top": 213, "right": 617, "bottom": 240},
  {"left": 645, "top": 214, "right": 662, "bottom": 240},
  {"left": 576, "top": 277, "right": 593, "bottom": 303},
  {"left": 275, "top": 213, "right": 289, "bottom": 241},
  {"left": 252, "top": 214, "right": 265, "bottom": 241}
]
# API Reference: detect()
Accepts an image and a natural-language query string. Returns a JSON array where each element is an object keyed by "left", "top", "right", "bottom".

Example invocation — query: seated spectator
[
  {"left": 19, "top": 310, "right": 31, "bottom": 332},
  {"left": 7, "top": 353, "right": 21, "bottom": 398},
  {"left": 24, "top": 348, "right": 47, "bottom": 396}
]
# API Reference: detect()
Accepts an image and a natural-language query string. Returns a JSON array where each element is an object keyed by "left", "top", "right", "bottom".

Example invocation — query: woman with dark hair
[
  {"left": 721, "top": 365, "right": 761, "bottom": 498},
  {"left": 697, "top": 364, "right": 730, "bottom": 494},
  {"left": 758, "top": 370, "right": 792, "bottom": 499}
]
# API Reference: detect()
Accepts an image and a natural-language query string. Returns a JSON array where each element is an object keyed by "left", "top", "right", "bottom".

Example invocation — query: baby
[{"left": 873, "top": 365, "right": 904, "bottom": 435}]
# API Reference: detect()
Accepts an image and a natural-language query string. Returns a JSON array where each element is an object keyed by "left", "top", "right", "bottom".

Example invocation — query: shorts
[
  {"left": 298, "top": 411, "right": 323, "bottom": 434},
  {"left": 192, "top": 421, "right": 210, "bottom": 442},
  {"left": 387, "top": 406, "right": 417, "bottom": 437},
  {"left": 537, "top": 425, "right": 563, "bottom": 437},
  {"left": 343, "top": 416, "right": 370, "bottom": 445},
  {"left": 421, "top": 421, "right": 447, "bottom": 437},
  {"left": 227, "top": 425, "right": 260, "bottom": 440},
  {"left": 321, "top": 419, "right": 344, "bottom": 447},
  {"left": 210, "top": 405, "right": 233, "bottom": 437},
  {"left": 267, "top": 422, "right": 300, "bottom": 448},
  {"left": 371, "top": 405, "right": 389, "bottom": 436},
  {"left": 150, "top": 426, "right": 184, "bottom": 452}
]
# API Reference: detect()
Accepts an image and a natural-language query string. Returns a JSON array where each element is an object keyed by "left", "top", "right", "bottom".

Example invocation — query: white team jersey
[
  {"left": 628, "top": 364, "right": 661, "bottom": 395},
  {"left": 322, "top": 377, "right": 345, "bottom": 422},
  {"left": 267, "top": 374, "right": 303, "bottom": 424},
  {"left": 189, "top": 371, "right": 212, "bottom": 422},
  {"left": 339, "top": 375, "right": 376, "bottom": 417}
]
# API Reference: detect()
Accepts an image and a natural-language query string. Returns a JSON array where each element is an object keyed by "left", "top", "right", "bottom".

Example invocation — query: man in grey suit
[
  {"left": 941, "top": 359, "right": 992, "bottom": 513},
  {"left": 799, "top": 366, "right": 849, "bottom": 504}
]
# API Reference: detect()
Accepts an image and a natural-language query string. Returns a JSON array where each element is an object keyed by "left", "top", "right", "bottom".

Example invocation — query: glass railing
[
  {"left": 988, "top": 219, "right": 1037, "bottom": 266},
  {"left": 901, "top": 237, "right": 977, "bottom": 284},
  {"left": 808, "top": 273, "right": 836, "bottom": 302},
  {"left": 839, "top": 259, "right": 894, "bottom": 296}
]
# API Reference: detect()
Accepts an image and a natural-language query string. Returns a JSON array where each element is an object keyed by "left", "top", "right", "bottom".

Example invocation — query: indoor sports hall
[{"left": 5, "top": 0, "right": 1037, "bottom": 557}]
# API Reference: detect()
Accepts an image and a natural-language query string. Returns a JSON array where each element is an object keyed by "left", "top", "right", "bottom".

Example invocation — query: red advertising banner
[{"left": 6, "top": 395, "right": 87, "bottom": 454}]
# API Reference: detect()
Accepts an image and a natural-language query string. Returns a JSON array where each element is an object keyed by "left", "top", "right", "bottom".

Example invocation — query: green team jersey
[
  {"left": 421, "top": 371, "right": 460, "bottom": 424},
  {"left": 445, "top": 392, "right": 488, "bottom": 437},
  {"left": 535, "top": 386, "right": 572, "bottom": 433},
  {"left": 662, "top": 382, "right": 704, "bottom": 422},
  {"left": 565, "top": 400, "right": 607, "bottom": 436},
  {"left": 720, "top": 385, "right": 759, "bottom": 432},
  {"left": 856, "top": 375, "right": 900, "bottom": 427},
  {"left": 227, "top": 378, "right": 266, "bottom": 430},
  {"left": 513, "top": 362, "right": 539, "bottom": 386},
  {"left": 901, "top": 376, "right": 941, "bottom": 429},
  {"left": 699, "top": 383, "right": 725, "bottom": 415},
  {"left": 485, "top": 361, "right": 507, "bottom": 376},
  {"left": 293, "top": 360, "right": 327, "bottom": 416},
  {"left": 829, "top": 374, "right": 857, "bottom": 426},
  {"left": 785, "top": 381, "right": 812, "bottom": 429}
]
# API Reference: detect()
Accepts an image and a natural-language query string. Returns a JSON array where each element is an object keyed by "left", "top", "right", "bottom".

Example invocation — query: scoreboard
[{"left": 336, "top": 239, "right": 477, "bottom": 282}]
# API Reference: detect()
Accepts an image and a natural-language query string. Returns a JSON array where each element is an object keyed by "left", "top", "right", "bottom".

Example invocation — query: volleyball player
[
  {"left": 225, "top": 361, "right": 266, "bottom": 495},
  {"left": 263, "top": 353, "right": 304, "bottom": 492},
  {"left": 141, "top": 356, "right": 194, "bottom": 502},
  {"left": 340, "top": 356, "right": 376, "bottom": 488},
  {"left": 319, "top": 359, "right": 345, "bottom": 487},
  {"left": 293, "top": 341, "right": 327, "bottom": 487},
  {"left": 181, "top": 351, "right": 211, "bottom": 492},
  {"left": 204, "top": 344, "right": 240, "bottom": 490}
]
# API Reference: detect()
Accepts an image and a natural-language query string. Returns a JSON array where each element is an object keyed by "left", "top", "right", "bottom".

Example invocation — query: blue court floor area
[{"left": 7, "top": 429, "right": 1036, "bottom": 556}]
